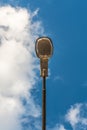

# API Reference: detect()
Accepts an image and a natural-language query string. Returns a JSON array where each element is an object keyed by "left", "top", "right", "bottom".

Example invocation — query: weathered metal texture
[{"left": 40, "top": 59, "right": 48, "bottom": 77}]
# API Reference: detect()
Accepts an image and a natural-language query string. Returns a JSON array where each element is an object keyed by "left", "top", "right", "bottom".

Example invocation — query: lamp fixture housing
[
  {"left": 35, "top": 37, "right": 53, "bottom": 77},
  {"left": 35, "top": 37, "right": 53, "bottom": 59}
]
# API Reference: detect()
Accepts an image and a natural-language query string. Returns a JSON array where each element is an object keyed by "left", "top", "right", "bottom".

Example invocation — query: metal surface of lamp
[
  {"left": 35, "top": 37, "right": 53, "bottom": 77},
  {"left": 35, "top": 37, "right": 53, "bottom": 130}
]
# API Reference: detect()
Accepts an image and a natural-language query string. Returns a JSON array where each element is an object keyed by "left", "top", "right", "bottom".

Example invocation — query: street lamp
[{"left": 35, "top": 37, "right": 53, "bottom": 130}]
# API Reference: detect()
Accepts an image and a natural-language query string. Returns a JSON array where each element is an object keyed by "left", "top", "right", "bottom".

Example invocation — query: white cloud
[
  {"left": 65, "top": 104, "right": 81, "bottom": 128},
  {"left": 53, "top": 125, "right": 66, "bottom": 130},
  {"left": 49, "top": 103, "right": 87, "bottom": 130},
  {"left": 0, "top": 5, "right": 44, "bottom": 130},
  {"left": 48, "top": 124, "right": 66, "bottom": 130},
  {"left": 65, "top": 103, "right": 87, "bottom": 130},
  {"left": 58, "top": 125, "right": 66, "bottom": 130}
]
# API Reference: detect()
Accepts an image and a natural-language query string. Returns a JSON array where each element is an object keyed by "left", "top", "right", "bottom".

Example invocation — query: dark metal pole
[{"left": 42, "top": 76, "right": 46, "bottom": 130}]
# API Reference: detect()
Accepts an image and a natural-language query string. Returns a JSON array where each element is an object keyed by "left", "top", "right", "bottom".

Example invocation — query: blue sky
[
  {"left": 29, "top": 0, "right": 87, "bottom": 128},
  {"left": 0, "top": 0, "right": 87, "bottom": 130}
]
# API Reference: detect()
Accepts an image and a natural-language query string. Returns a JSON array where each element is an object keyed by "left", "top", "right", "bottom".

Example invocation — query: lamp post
[{"left": 35, "top": 37, "right": 53, "bottom": 130}]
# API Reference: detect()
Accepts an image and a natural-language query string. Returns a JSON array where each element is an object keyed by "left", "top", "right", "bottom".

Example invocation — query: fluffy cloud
[
  {"left": 65, "top": 103, "right": 87, "bottom": 130},
  {"left": 58, "top": 125, "right": 66, "bottom": 130},
  {"left": 49, "top": 103, "right": 87, "bottom": 130},
  {"left": 48, "top": 124, "right": 66, "bottom": 130},
  {"left": 0, "top": 5, "right": 43, "bottom": 130},
  {"left": 65, "top": 103, "right": 81, "bottom": 128}
]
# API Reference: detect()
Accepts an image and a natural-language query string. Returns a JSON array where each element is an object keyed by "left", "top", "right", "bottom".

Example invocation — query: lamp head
[
  {"left": 35, "top": 37, "right": 53, "bottom": 77},
  {"left": 35, "top": 37, "right": 53, "bottom": 59}
]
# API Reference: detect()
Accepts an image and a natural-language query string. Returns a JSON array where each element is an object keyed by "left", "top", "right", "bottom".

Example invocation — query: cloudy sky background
[{"left": 0, "top": 0, "right": 87, "bottom": 130}]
